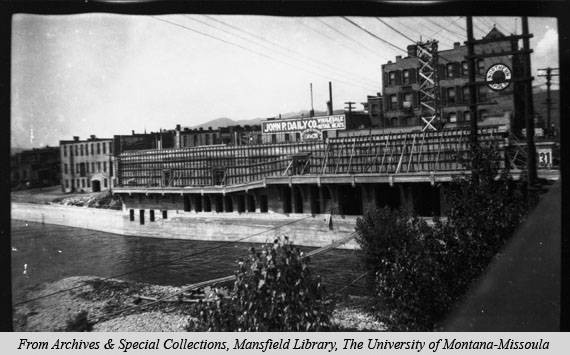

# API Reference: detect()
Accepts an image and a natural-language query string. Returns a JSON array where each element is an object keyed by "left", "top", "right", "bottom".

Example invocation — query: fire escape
[{"left": 417, "top": 40, "right": 441, "bottom": 131}]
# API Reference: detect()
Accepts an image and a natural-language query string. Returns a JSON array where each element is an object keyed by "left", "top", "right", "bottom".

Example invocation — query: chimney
[
  {"left": 90, "top": 134, "right": 96, "bottom": 139},
  {"left": 132, "top": 130, "right": 135, "bottom": 135},
  {"left": 407, "top": 44, "right": 417, "bottom": 57},
  {"left": 453, "top": 42, "right": 461, "bottom": 49},
  {"left": 396, "top": 55, "right": 402, "bottom": 61},
  {"left": 175, "top": 124, "right": 181, "bottom": 131},
  {"left": 327, "top": 81, "right": 333, "bottom": 115},
  {"left": 73, "top": 136, "right": 79, "bottom": 142}
]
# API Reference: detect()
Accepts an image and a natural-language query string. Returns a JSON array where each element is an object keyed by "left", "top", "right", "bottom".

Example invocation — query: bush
[
  {"left": 355, "top": 144, "right": 537, "bottom": 331},
  {"left": 64, "top": 310, "right": 93, "bottom": 332},
  {"left": 189, "top": 237, "right": 333, "bottom": 331}
]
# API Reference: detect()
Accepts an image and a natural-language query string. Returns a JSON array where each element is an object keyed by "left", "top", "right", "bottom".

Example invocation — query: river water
[{"left": 11, "top": 220, "right": 367, "bottom": 304}]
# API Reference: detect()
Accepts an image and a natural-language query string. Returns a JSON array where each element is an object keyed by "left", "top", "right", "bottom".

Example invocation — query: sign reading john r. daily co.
[{"left": 262, "top": 115, "right": 346, "bottom": 134}]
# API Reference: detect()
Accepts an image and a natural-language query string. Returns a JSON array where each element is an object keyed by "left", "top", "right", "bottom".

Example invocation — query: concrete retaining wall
[{"left": 11, "top": 202, "right": 359, "bottom": 249}]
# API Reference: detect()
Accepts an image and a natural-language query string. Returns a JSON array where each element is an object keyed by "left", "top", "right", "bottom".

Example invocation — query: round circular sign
[{"left": 486, "top": 63, "right": 512, "bottom": 91}]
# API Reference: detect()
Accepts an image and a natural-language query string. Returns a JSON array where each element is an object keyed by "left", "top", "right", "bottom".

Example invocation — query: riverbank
[
  {"left": 11, "top": 202, "right": 360, "bottom": 249},
  {"left": 13, "top": 276, "right": 384, "bottom": 331}
]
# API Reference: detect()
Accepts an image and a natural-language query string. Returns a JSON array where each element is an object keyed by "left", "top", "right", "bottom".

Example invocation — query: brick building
[
  {"left": 381, "top": 27, "right": 524, "bottom": 129},
  {"left": 60, "top": 135, "right": 114, "bottom": 193},
  {"left": 11, "top": 146, "right": 60, "bottom": 189}
]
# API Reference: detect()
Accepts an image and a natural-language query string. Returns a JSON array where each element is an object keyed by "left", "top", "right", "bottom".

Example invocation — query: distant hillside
[{"left": 190, "top": 109, "right": 346, "bottom": 130}]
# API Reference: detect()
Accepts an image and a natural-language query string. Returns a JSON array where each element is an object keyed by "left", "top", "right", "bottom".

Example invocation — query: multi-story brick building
[
  {"left": 381, "top": 27, "right": 524, "bottom": 129},
  {"left": 11, "top": 146, "right": 60, "bottom": 189},
  {"left": 60, "top": 135, "right": 114, "bottom": 193}
]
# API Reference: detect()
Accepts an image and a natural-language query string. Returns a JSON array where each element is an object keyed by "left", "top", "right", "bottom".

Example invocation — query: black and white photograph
[{"left": 7, "top": 1, "right": 563, "bottom": 334}]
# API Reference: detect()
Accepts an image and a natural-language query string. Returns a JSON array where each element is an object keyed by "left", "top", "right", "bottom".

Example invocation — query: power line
[
  {"left": 200, "top": 15, "right": 376, "bottom": 88},
  {"left": 342, "top": 17, "right": 407, "bottom": 54},
  {"left": 151, "top": 16, "right": 377, "bottom": 92},
  {"left": 376, "top": 17, "right": 416, "bottom": 43},
  {"left": 315, "top": 17, "right": 386, "bottom": 59},
  {"left": 13, "top": 208, "right": 328, "bottom": 307},
  {"left": 426, "top": 18, "right": 464, "bottom": 38}
]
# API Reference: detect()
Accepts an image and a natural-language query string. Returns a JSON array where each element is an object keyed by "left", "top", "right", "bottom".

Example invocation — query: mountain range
[{"left": 189, "top": 109, "right": 345, "bottom": 129}]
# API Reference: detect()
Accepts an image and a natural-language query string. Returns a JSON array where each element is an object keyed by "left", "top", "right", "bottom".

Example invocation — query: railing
[{"left": 116, "top": 126, "right": 506, "bottom": 188}]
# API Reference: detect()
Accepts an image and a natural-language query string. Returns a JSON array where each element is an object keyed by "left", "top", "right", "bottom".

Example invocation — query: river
[{"left": 11, "top": 220, "right": 367, "bottom": 304}]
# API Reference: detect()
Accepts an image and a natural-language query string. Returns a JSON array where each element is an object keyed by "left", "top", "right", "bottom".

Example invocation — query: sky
[{"left": 11, "top": 15, "right": 559, "bottom": 149}]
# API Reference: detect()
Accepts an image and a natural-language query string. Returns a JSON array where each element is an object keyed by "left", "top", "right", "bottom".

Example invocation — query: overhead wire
[
  {"left": 314, "top": 17, "right": 387, "bottom": 59},
  {"left": 198, "top": 15, "right": 377, "bottom": 89},
  {"left": 151, "top": 16, "right": 377, "bottom": 92},
  {"left": 375, "top": 17, "right": 416, "bottom": 43},
  {"left": 342, "top": 17, "right": 407, "bottom": 54}
]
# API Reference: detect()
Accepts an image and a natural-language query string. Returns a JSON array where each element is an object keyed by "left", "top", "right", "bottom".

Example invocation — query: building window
[
  {"left": 77, "top": 179, "right": 80, "bottom": 188},
  {"left": 104, "top": 179, "right": 108, "bottom": 188},
  {"left": 205, "top": 134, "right": 210, "bottom": 145},
  {"left": 97, "top": 143, "right": 101, "bottom": 154},
  {"left": 447, "top": 63, "right": 455, "bottom": 78},
  {"left": 322, "top": 131, "right": 328, "bottom": 140},
  {"left": 284, "top": 133, "right": 290, "bottom": 142},
  {"left": 76, "top": 164, "right": 80, "bottom": 174},
  {"left": 271, "top": 134, "right": 277, "bottom": 144},
  {"left": 87, "top": 179, "right": 90, "bottom": 188},
  {"left": 478, "top": 86, "right": 487, "bottom": 101},
  {"left": 102, "top": 142, "right": 106, "bottom": 154},
  {"left": 295, "top": 132, "right": 301, "bottom": 141},
  {"left": 109, "top": 142, "right": 112, "bottom": 154},
  {"left": 390, "top": 94, "right": 398, "bottom": 110},
  {"left": 447, "top": 87, "right": 456, "bottom": 105},
  {"left": 103, "top": 161, "right": 107, "bottom": 172},
  {"left": 75, "top": 145, "right": 78, "bottom": 156},
  {"left": 462, "top": 86, "right": 471, "bottom": 103},
  {"left": 91, "top": 144, "right": 94, "bottom": 155},
  {"left": 65, "top": 180, "right": 69, "bottom": 188},
  {"left": 81, "top": 179, "right": 85, "bottom": 188},
  {"left": 64, "top": 164, "right": 68, "bottom": 174},
  {"left": 98, "top": 162, "right": 101, "bottom": 172},
  {"left": 63, "top": 146, "right": 67, "bottom": 157},
  {"left": 403, "top": 70, "right": 410, "bottom": 84},
  {"left": 403, "top": 93, "right": 413, "bottom": 108},
  {"left": 389, "top": 71, "right": 396, "bottom": 85},
  {"left": 477, "top": 59, "right": 485, "bottom": 74},
  {"left": 92, "top": 162, "right": 95, "bottom": 172},
  {"left": 79, "top": 163, "right": 86, "bottom": 177},
  {"left": 464, "top": 111, "right": 471, "bottom": 121},
  {"left": 391, "top": 117, "right": 398, "bottom": 127},
  {"left": 447, "top": 112, "right": 457, "bottom": 123},
  {"left": 462, "top": 61, "right": 469, "bottom": 76}
]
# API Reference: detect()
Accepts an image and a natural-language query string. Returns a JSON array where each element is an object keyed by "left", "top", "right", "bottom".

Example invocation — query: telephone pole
[
  {"left": 522, "top": 16, "right": 537, "bottom": 185},
  {"left": 537, "top": 67, "right": 559, "bottom": 136},
  {"left": 466, "top": 16, "right": 479, "bottom": 182}
]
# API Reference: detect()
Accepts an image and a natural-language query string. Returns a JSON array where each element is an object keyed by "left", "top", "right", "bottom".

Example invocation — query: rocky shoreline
[{"left": 13, "top": 276, "right": 385, "bottom": 332}]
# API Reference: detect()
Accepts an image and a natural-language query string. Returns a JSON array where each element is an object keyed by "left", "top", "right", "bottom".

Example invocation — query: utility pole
[
  {"left": 522, "top": 16, "right": 537, "bottom": 185},
  {"left": 466, "top": 16, "right": 479, "bottom": 182},
  {"left": 537, "top": 67, "right": 559, "bottom": 136},
  {"left": 327, "top": 81, "right": 333, "bottom": 115}
]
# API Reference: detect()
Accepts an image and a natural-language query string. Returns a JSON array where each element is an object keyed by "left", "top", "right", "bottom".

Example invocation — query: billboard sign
[{"left": 262, "top": 115, "right": 346, "bottom": 135}]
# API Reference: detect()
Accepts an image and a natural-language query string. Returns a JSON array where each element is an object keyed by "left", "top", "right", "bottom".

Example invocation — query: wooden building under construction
[{"left": 113, "top": 122, "right": 509, "bottom": 223}]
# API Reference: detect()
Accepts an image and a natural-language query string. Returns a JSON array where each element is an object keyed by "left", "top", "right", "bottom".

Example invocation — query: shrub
[
  {"left": 355, "top": 144, "right": 537, "bottom": 331},
  {"left": 64, "top": 310, "right": 93, "bottom": 332},
  {"left": 189, "top": 237, "right": 333, "bottom": 331}
]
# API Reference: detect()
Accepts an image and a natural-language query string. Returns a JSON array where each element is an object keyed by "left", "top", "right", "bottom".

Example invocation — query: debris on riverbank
[
  {"left": 11, "top": 186, "right": 122, "bottom": 209},
  {"left": 13, "top": 276, "right": 385, "bottom": 331}
]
